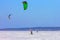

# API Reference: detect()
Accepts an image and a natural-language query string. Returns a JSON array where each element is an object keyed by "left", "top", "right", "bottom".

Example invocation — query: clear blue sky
[{"left": 0, "top": 0, "right": 60, "bottom": 28}]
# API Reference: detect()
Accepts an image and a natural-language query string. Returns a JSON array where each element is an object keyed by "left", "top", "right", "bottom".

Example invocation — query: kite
[
  {"left": 8, "top": 14, "right": 11, "bottom": 20},
  {"left": 22, "top": 1, "right": 28, "bottom": 10}
]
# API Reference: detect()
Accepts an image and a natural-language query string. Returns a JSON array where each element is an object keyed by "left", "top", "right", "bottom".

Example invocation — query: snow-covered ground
[{"left": 0, "top": 31, "right": 60, "bottom": 40}]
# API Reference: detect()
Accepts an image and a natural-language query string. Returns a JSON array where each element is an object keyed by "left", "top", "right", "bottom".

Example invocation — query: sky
[{"left": 0, "top": 0, "right": 60, "bottom": 28}]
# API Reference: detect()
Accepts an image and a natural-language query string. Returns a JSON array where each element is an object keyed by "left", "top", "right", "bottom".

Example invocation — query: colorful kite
[{"left": 23, "top": 1, "right": 28, "bottom": 10}]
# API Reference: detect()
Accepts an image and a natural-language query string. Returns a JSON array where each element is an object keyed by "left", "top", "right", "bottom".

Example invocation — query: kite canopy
[{"left": 23, "top": 1, "right": 28, "bottom": 10}]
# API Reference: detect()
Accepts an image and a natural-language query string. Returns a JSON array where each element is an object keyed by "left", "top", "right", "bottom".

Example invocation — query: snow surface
[{"left": 0, "top": 31, "right": 60, "bottom": 40}]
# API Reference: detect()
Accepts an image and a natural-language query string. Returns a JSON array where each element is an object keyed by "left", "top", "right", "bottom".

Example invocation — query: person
[{"left": 30, "top": 29, "right": 33, "bottom": 35}]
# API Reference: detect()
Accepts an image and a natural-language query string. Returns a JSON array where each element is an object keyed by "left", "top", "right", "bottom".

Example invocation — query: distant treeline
[{"left": 0, "top": 27, "right": 60, "bottom": 31}]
